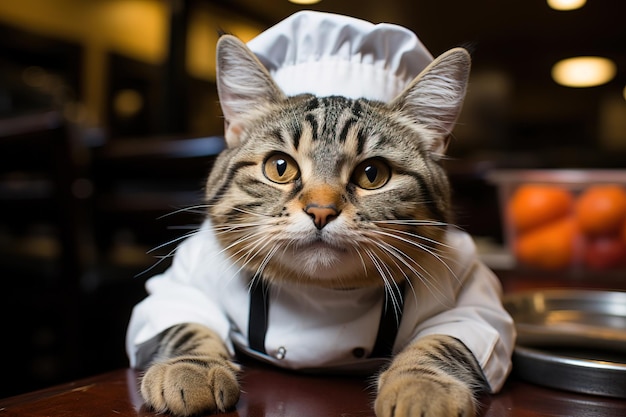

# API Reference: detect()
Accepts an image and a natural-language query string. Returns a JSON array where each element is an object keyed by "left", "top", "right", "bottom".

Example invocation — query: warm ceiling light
[
  {"left": 551, "top": 57, "right": 617, "bottom": 88},
  {"left": 547, "top": 0, "right": 586, "bottom": 10},
  {"left": 288, "top": 0, "right": 322, "bottom": 4}
]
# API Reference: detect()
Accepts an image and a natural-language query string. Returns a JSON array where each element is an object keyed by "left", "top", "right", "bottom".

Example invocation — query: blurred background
[{"left": 1, "top": 0, "right": 624, "bottom": 398}]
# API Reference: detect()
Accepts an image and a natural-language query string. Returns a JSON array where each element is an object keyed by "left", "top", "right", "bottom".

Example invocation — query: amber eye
[
  {"left": 351, "top": 159, "right": 391, "bottom": 190},
  {"left": 263, "top": 153, "right": 300, "bottom": 184}
]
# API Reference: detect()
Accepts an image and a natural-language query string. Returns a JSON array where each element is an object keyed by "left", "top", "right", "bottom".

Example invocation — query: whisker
[
  {"left": 225, "top": 229, "right": 285, "bottom": 281},
  {"left": 254, "top": 242, "right": 284, "bottom": 281},
  {"left": 362, "top": 247, "right": 402, "bottom": 319},
  {"left": 134, "top": 245, "right": 180, "bottom": 278},
  {"left": 348, "top": 240, "right": 369, "bottom": 277},
  {"left": 386, "top": 228, "right": 454, "bottom": 251},
  {"left": 157, "top": 204, "right": 211, "bottom": 219},
  {"left": 146, "top": 229, "right": 204, "bottom": 254},
  {"left": 136, "top": 227, "right": 218, "bottom": 278},
  {"left": 373, "top": 239, "right": 453, "bottom": 307},
  {"left": 373, "top": 225, "right": 453, "bottom": 251},
  {"left": 372, "top": 219, "right": 449, "bottom": 227},
  {"left": 226, "top": 233, "right": 270, "bottom": 269},
  {"left": 167, "top": 224, "right": 203, "bottom": 230},
  {"left": 372, "top": 239, "right": 434, "bottom": 304},
  {"left": 363, "top": 247, "right": 388, "bottom": 289},
  {"left": 211, "top": 223, "right": 267, "bottom": 236},
  {"left": 369, "top": 229, "right": 458, "bottom": 280},
  {"left": 371, "top": 244, "right": 417, "bottom": 299},
  {"left": 224, "top": 205, "right": 275, "bottom": 218},
  {"left": 214, "top": 223, "right": 273, "bottom": 251}
]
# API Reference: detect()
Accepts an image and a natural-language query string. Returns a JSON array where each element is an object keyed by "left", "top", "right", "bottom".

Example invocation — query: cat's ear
[
  {"left": 216, "top": 35, "right": 286, "bottom": 147},
  {"left": 390, "top": 48, "right": 471, "bottom": 158}
]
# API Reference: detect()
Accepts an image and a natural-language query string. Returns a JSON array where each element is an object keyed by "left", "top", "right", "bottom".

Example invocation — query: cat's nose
[{"left": 304, "top": 204, "right": 340, "bottom": 229}]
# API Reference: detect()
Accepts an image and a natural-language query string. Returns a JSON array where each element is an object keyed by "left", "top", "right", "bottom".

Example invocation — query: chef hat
[{"left": 246, "top": 10, "right": 434, "bottom": 102}]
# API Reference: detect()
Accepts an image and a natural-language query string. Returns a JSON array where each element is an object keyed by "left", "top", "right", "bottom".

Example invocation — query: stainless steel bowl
[{"left": 504, "top": 289, "right": 626, "bottom": 398}]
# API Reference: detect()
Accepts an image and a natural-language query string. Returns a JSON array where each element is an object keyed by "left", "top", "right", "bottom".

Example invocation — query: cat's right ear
[
  {"left": 390, "top": 48, "right": 471, "bottom": 159},
  {"left": 216, "top": 35, "right": 286, "bottom": 147}
]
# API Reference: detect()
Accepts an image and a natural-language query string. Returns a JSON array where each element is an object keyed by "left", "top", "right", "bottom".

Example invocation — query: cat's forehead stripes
[
  {"left": 337, "top": 116, "right": 357, "bottom": 143},
  {"left": 304, "top": 114, "right": 318, "bottom": 142},
  {"left": 295, "top": 97, "right": 376, "bottom": 157},
  {"left": 286, "top": 99, "right": 363, "bottom": 180}
]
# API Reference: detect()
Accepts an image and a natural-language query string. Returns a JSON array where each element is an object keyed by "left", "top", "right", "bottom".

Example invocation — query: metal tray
[{"left": 503, "top": 289, "right": 626, "bottom": 398}]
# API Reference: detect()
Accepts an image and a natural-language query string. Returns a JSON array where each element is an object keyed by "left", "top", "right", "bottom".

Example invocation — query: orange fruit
[
  {"left": 575, "top": 185, "right": 626, "bottom": 236},
  {"left": 515, "top": 217, "right": 576, "bottom": 270},
  {"left": 508, "top": 185, "right": 573, "bottom": 232}
]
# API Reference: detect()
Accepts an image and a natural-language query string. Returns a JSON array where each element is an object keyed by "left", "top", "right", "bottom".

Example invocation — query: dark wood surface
[{"left": 2, "top": 359, "right": 626, "bottom": 417}]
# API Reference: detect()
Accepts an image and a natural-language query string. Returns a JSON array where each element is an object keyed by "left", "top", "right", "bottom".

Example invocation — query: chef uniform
[{"left": 126, "top": 11, "right": 516, "bottom": 393}]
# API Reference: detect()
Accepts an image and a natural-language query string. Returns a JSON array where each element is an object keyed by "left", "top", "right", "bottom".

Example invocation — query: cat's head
[{"left": 206, "top": 35, "right": 470, "bottom": 288}]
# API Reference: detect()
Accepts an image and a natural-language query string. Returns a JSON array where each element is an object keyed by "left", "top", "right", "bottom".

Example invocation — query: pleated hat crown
[{"left": 246, "top": 10, "right": 434, "bottom": 102}]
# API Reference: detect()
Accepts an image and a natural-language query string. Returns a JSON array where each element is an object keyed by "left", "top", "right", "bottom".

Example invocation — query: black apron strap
[
  {"left": 370, "top": 282, "right": 406, "bottom": 358},
  {"left": 248, "top": 278, "right": 270, "bottom": 354},
  {"left": 248, "top": 279, "right": 406, "bottom": 359}
]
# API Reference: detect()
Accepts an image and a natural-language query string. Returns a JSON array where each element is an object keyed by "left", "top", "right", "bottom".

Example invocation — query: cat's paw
[
  {"left": 140, "top": 356, "right": 240, "bottom": 416},
  {"left": 374, "top": 371, "right": 476, "bottom": 417}
]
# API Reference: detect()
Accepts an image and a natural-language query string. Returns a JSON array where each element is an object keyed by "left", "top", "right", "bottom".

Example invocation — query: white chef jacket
[{"left": 126, "top": 220, "right": 515, "bottom": 392}]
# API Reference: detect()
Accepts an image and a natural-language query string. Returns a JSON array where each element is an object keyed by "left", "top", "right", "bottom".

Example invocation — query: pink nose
[{"left": 304, "top": 204, "right": 340, "bottom": 229}]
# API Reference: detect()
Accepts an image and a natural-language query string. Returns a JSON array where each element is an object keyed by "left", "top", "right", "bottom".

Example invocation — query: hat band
[{"left": 270, "top": 60, "right": 411, "bottom": 102}]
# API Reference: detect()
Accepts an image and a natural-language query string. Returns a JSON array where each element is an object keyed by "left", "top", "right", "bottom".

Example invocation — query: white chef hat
[{"left": 246, "top": 10, "right": 434, "bottom": 102}]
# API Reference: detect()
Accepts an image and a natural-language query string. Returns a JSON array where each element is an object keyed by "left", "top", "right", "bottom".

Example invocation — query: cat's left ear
[
  {"left": 216, "top": 35, "right": 287, "bottom": 147},
  {"left": 390, "top": 48, "right": 471, "bottom": 158}
]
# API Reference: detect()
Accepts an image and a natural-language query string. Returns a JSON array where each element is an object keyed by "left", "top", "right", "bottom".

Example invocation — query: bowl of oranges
[{"left": 488, "top": 170, "right": 626, "bottom": 272}]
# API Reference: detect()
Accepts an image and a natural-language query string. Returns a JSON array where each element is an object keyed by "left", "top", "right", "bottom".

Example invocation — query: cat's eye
[
  {"left": 263, "top": 153, "right": 300, "bottom": 184},
  {"left": 351, "top": 159, "right": 391, "bottom": 190}
]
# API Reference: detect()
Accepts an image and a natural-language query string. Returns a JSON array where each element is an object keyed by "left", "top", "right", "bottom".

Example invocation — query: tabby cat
[{"left": 128, "top": 34, "right": 513, "bottom": 417}]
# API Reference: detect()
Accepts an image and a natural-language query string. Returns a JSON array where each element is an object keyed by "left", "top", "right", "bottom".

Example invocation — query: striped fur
[
  {"left": 376, "top": 335, "right": 489, "bottom": 417},
  {"left": 140, "top": 35, "right": 487, "bottom": 416},
  {"left": 140, "top": 324, "right": 240, "bottom": 415}
]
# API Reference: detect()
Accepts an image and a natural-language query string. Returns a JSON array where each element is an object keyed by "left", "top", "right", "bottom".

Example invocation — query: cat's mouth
[{"left": 299, "top": 238, "right": 349, "bottom": 253}]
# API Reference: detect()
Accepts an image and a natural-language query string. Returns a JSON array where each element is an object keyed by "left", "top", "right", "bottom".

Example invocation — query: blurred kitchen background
[{"left": 1, "top": 0, "right": 625, "bottom": 398}]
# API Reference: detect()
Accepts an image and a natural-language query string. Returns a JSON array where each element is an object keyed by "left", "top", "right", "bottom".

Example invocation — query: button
[
  {"left": 276, "top": 346, "right": 287, "bottom": 360},
  {"left": 352, "top": 347, "right": 365, "bottom": 358}
]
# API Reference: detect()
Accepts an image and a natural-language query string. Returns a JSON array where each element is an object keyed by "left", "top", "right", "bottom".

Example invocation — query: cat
[{"left": 127, "top": 34, "right": 514, "bottom": 417}]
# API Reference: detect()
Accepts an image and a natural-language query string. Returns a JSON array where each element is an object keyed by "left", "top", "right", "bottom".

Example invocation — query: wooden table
[
  {"left": 2, "top": 359, "right": 626, "bottom": 417},
  {"left": 3, "top": 269, "right": 625, "bottom": 416}
]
